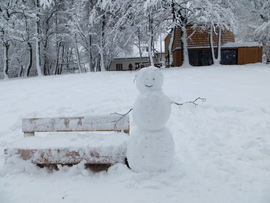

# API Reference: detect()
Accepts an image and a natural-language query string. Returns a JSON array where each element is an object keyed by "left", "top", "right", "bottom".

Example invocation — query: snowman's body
[
  {"left": 133, "top": 91, "right": 171, "bottom": 131},
  {"left": 127, "top": 67, "right": 175, "bottom": 172}
]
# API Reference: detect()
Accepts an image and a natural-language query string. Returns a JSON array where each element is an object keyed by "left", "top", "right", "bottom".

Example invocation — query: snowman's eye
[{"left": 152, "top": 78, "right": 155, "bottom": 81}]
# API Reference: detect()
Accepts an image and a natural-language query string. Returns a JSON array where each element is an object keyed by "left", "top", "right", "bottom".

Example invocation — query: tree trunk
[
  {"left": 3, "top": 42, "right": 10, "bottom": 79},
  {"left": 66, "top": 47, "right": 71, "bottom": 72},
  {"left": 138, "top": 42, "right": 143, "bottom": 68},
  {"left": 59, "top": 44, "right": 65, "bottom": 74},
  {"left": 216, "top": 28, "right": 222, "bottom": 64},
  {"left": 55, "top": 41, "right": 62, "bottom": 75},
  {"left": 210, "top": 26, "right": 222, "bottom": 65},
  {"left": 43, "top": 37, "right": 49, "bottom": 75},
  {"left": 99, "top": 13, "right": 106, "bottom": 72},
  {"left": 35, "top": 0, "right": 42, "bottom": 76},
  {"left": 73, "top": 34, "right": 82, "bottom": 73},
  {"left": 19, "top": 65, "right": 24, "bottom": 77},
  {"left": 181, "top": 25, "right": 191, "bottom": 67},
  {"left": 169, "top": 0, "right": 176, "bottom": 67},
  {"left": 210, "top": 25, "right": 216, "bottom": 65},
  {"left": 148, "top": 14, "right": 154, "bottom": 67},
  {"left": 135, "top": 29, "right": 143, "bottom": 68},
  {"left": 89, "top": 50, "right": 93, "bottom": 72},
  {"left": 95, "top": 56, "right": 100, "bottom": 72},
  {"left": 26, "top": 42, "right": 33, "bottom": 77},
  {"left": 100, "top": 51, "right": 106, "bottom": 71},
  {"left": 88, "top": 35, "right": 93, "bottom": 72},
  {"left": 148, "top": 37, "right": 154, "bottom": 67},
  {"left": 168, "top": 27, "right": 175, "bottom": 67}
]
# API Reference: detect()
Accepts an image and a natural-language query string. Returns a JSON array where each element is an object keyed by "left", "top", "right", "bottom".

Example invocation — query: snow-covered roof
[
  {"left": 172, "top": 41, "right": 262, "bottom": 51},
  {"left": 116, "top": 36, "right": 165, "bottom": 59},
  {"left": 223, "top": 42, "right": 262, "bottom": 48},
  {"left": 117, "top": 45, "right": 149, "bottom": 58},
  {"left": 113, "top": 56, "right": 150, "bottom": 60}
]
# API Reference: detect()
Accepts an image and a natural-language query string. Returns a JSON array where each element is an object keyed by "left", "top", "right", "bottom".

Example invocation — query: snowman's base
[{"left": 127, "top": 127, "right": 175, "bottom": 172}]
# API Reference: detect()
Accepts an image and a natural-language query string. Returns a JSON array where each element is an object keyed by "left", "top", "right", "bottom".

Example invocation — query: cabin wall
[
  {"left": 173, "top": 49, "right": 183, "bottom": 67},
  {"left": 238, "top": 47, "right": 263, "bottom": 65}
]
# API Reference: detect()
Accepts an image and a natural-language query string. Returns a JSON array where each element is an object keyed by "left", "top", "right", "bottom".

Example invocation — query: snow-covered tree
[
  {"left": 253, "top": 1, "right": 270, "bottom": 63},
  {"left": 0, "top": 0, "right": 34, "bottom": 78},
  {"left": 142, "top": 0, "right": 168, "bottom": 66},
  {"left": 193, "top": 0, "right": 236, "bottom": 65},
  {"left": 3, "top": 0, "right": 265, "bottom": 79},
  {"left": 67, "top": 0, "right": 135, "bottom": 72},
  {"left": 161, "top": 0, "right": 200, "bottom": 67},
  {"left": 92, "top": 0, "right": 137, "bottom": 71},
  {"left": 233, "top": 0, "right": 269, "bottom": 63},
  {"left": 0, "top": 0, "right": 18, "bottom": 78}
]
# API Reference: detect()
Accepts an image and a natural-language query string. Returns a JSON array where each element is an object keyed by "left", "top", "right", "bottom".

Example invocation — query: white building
[
  {"left": 109, "top": 39, "right": 165, "bottom": 71},
  {"left": 109, "top": 53, "right": 165, "bottom": 71}
]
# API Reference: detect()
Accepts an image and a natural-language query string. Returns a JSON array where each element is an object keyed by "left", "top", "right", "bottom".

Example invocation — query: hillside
[{"left": 0, "top": 64, "right": 270, "bottom": 203}]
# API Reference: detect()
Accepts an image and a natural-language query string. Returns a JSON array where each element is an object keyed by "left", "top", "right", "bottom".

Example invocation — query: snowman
[{"left": 127, "top": 66, "right": 175, "bottom": 172}]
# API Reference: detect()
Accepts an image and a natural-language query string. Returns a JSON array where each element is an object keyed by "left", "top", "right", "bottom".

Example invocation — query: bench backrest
[{"left": 22, "top": 115, "right": 129, "bottom": 136}]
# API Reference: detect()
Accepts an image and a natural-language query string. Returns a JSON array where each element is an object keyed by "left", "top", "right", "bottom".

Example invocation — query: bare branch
[
  {"left": 172, "top": 97, "right": 206, "bottom": 107},
  {"left": 113, "top": 108, "right": 133, "bottom": 117},
  {"left": 111, "top": 108, "right": 133, "bottom": 131}
]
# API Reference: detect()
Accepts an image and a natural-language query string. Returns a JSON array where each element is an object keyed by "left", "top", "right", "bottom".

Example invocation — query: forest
[{"left": 0, "top": 0, "right": 269, "bottom": 79}]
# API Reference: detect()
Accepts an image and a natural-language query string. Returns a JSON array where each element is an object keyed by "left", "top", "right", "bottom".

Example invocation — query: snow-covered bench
[{"left": 5, "top": 115, "right": 129, "bottom": 168}]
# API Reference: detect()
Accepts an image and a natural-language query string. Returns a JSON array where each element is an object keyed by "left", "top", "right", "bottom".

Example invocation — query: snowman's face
[{"left": 136, "top": 67, "right": 164, "bottom": 93}]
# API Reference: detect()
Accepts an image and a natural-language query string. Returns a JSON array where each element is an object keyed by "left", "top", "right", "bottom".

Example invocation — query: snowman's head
[{"left": 136, "top": 67, "right": 164, "bottom": 93}]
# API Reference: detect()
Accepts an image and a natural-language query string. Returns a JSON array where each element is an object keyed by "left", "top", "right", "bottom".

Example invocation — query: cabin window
[
  {"left": 145, "top": 47, "right": 149, "bottom": 52},
  {"left": 189, "top": 50, "right": 212, "bottom": 66},
  {"left": 116, "top": 64, "right": 123, "bottom": 70},
  {"left": 220, "top": 49, "right": 238, "bottom": 65},
  {"left": 189, "top": 49, "right": 238, "bottom": 66},
  {"left": 135, "top": 63, "right": 140, "bottom": 69}
]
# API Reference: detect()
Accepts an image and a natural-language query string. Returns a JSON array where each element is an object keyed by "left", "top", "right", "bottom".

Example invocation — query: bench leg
[{"left": 24, "top": 132, "right": 35, "bottom": 137}]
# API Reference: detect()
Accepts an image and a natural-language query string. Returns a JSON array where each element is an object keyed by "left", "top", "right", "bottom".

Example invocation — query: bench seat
[{"left": 5, "top": 132, "right": 128, "bottom": 165}]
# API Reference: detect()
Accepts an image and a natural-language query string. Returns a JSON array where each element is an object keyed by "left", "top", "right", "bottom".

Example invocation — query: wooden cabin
[{"left": 164, "top": 26, "right": 263, "bottom": 67}]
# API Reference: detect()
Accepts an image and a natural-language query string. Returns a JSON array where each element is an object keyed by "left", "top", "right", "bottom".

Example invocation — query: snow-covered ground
[{"left": 0, "top": 64, "right": 270, "bottom": 203}]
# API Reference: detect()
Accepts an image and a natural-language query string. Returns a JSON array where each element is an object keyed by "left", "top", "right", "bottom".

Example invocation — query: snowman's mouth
[{"left": 145, "top": 85, "right": 153, "bottom": 88}]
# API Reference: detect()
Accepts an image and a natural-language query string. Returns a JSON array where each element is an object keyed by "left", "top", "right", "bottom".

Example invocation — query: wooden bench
[{"left": 4, "top": 115, "right": 129, "bottom": 168}]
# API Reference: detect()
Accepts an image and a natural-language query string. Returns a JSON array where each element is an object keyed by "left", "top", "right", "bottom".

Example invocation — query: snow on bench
[
  {"left": 22, "top": 115, "right": 129, "bottom": 136},
  {"left": 5, "top": 115, "right": 129, "bottom": 166}
]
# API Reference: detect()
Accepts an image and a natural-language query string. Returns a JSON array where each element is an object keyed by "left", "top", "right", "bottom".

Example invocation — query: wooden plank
[
  {"left": 24, "top": 132, "right": 35, "bottom": 137},
  {"left": 22, "top": 115, "right": 129, "bottom": 135},
  {"left": 238, "top": 47, "right": 263, "bottom": 65},
  {"left": 5, "top": 148, "right": 126, "bottom": 165},
  {"left": 173, "top": 49, "right": 183, "bottom": 67}
]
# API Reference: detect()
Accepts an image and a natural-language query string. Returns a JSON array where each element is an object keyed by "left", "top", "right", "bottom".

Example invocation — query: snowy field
[{"left": 0, "top": 64, "right": 270, "bottom": 203}]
